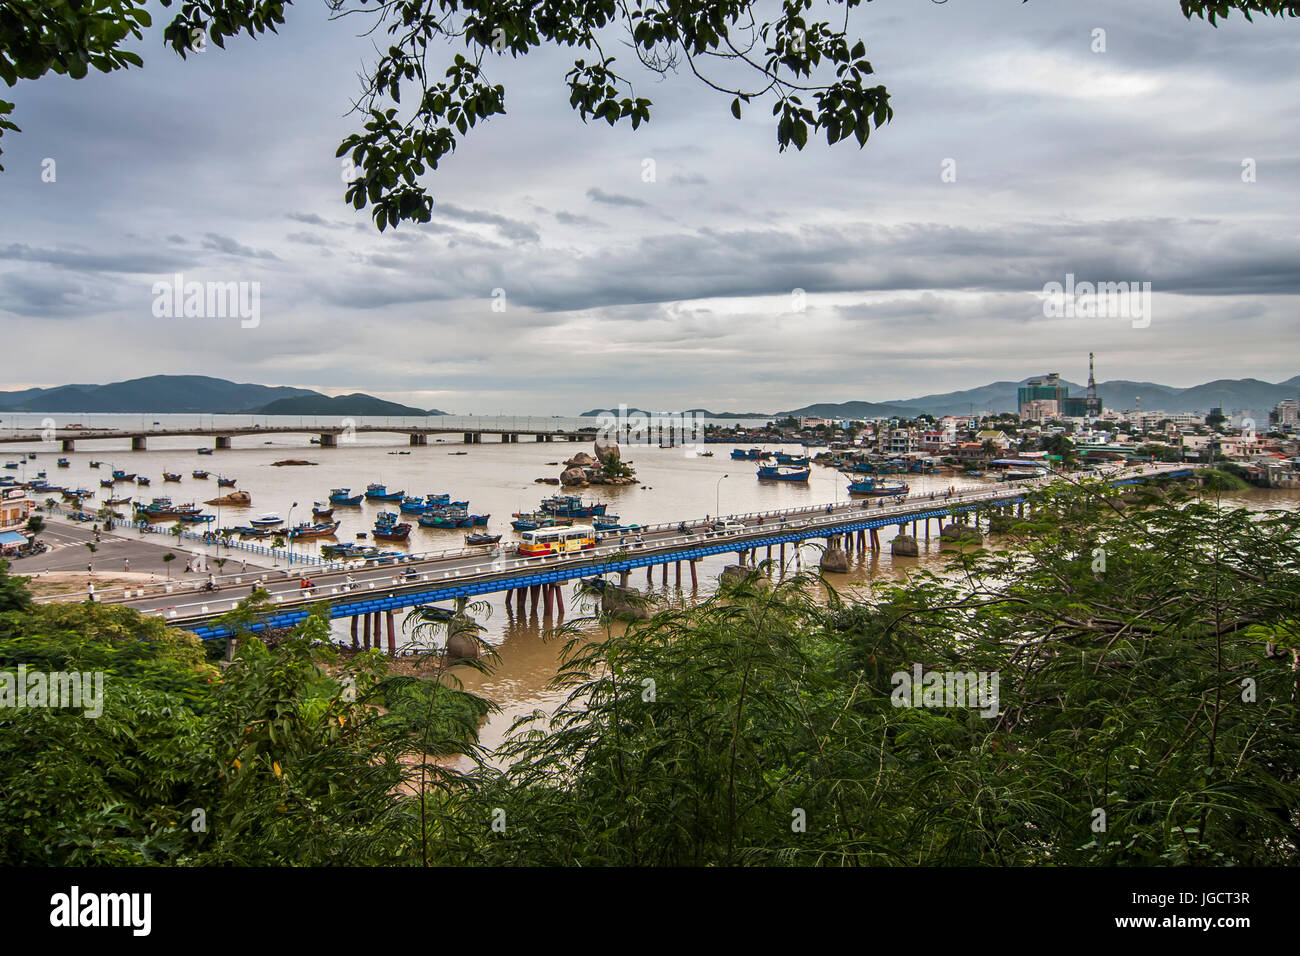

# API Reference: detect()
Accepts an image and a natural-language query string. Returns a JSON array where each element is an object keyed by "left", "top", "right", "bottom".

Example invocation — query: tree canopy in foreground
[{"left": 1, "top": 1, "right": 1296, "bottom": 225}]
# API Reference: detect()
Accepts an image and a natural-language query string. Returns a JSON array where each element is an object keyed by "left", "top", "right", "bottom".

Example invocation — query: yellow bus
[{"left": 517, "top": 524, "right": 598, "bottom": 556}]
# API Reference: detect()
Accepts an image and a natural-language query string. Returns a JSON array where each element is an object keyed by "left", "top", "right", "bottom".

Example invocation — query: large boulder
[
  {"left": 601, "top": 584, "right": 652, "bottom": 620},
  {"left": 560, "top": 466, "right": 589, "bottom": 487},
  {"left": 719, "top": 565, "right": 771, "bottom": 590},
  {"left": 444, "top": 631, "right": 479, "bottom": 662},
  {"left": 594, "top": 439, "right": 621, "bottom": 465},
  {"left": 564, "top": 452, "right": 595, "bottom": 468},
  {"left": 206, "top": 490, "right": 251, "bottom": 506},
  {"left": 940, "top": 524, "right": 983, "bottom": 545},
  {"left": 819, "top": 546, "right": 849, "bottom": 573},
  {"left": 891, "top": 535, "right": 919, "bottom": 557}
]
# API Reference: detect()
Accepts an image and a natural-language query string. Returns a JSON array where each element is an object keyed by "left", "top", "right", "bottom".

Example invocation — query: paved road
[{"left": 41, "top": 462, "right": 1183, "bottom": 622}]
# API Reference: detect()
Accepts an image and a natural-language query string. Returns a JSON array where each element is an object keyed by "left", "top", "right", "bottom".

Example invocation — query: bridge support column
[
  {"left": 647, "top": 565, "right": 653, "bottom": 585},
  {"left": 464, "top": 432, "right": 474, "bottom": 444},
  {"left": 473, "top": 433, "right": 482, "bottom": 444},
  {"left": 319, "top": 433, "right": 337, "bottom": 448},
  {"left": 779, "top": 543, "right": 786, "bottom": 566},
  {"left": 409, "top": 433, "right": 427, "bottom": 446},
  {"left": 515, "top": 588, "right": 525, "bottom": 615},
  {"left": 131, "top": 435, "right": 147, "bottom": 451},
  {"left": 675, "top": 562, "right": 682, "bottom": 586},
  {"left": 661, "top": 563, "right": 668, "bottom": 584},
  {"left": 555, "top": 584, "right": 565, "bottom": 616},
  {"left": 386, "top": 611, "right": 397, "bottom": 654},
  {"left": 619, "top": 570, "right": 630, "bottom": 587},
  {"left": 544, "top": 585, "right": 554, "bottom": 616},
  {"left": 351, "top": 615, "right": 359, "bottom": 649},
  {"left": 363, "top": 613, "right": 371, "bottom": 649},
  {"left": 689, "top": 560, "right": 698, "bottom": 587},
  {"left": 61, "top": 438, "right": 75, "bottom": 451},
  {"left": 530, "top": 585, "right": 540, "bottom": 613},
  {"left": 456, "top": 596, "right": 467, "bottom": 613},
  {"left": 214, "top": 435, "right": 230, "bottom": 450}
]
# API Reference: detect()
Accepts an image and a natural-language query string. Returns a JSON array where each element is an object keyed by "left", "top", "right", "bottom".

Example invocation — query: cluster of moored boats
[{"left": 325, "top": 484, "right": 493, "bottom": 545}]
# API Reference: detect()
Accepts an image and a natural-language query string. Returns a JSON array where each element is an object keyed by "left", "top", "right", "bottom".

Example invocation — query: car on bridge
[{"left": 709, "top": 520, "right": 746, "bottom": 537}]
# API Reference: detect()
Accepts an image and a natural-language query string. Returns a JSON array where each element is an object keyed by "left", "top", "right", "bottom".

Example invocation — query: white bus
[{"left": 517, "top": 524, "right": 599, "bottom": 556}]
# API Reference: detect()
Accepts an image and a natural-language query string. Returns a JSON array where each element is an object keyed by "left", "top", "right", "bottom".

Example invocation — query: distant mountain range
[
  {"left": 0, "top": 375, "right": 448, "bottom": 416},
  {"left": 778, "top": 375, "right": 1300, "bottom": 419},
  {"left": 579, "top": 407, "right": 771, "bottom": 419}
]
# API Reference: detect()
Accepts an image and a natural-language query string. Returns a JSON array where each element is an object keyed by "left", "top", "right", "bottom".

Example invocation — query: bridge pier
[
  {"left": 689, "top": 560, "right": 698, "bottom": 587},
  {"left": 554, "top": 583, "right": 565, "bottom": 616},
  {"left": 544, "top": 585, "right": 554, "bottom": 616},
  {"left": 319, "top": 433, "right": 336, "bottom": 448},
  {"left": 61, "top": 438, "right": 75, "bottom": 451},
  {"left": 530, "top": 584, "right": 541, "bottom": 614},
  {"left": 409, "top": 433, "right": 427, "bottom": 446},
  {"left": 351, "top": 616, "right": 359, "bottom": 648},
  {"left": 363, "top": 612, "right": 371, "bottom": 650},
  {"left": 131, "top": 435, "right": 147, "bottom": 451},
  {"left": 215, "top": 435, "right": 231, "bottom": 450},
  {"left": 675, "top": 561, "right": 682, "bottom": 586},
  {"left": 515, "top": 587, "right": 525, "bottom": 614},
  {"left": 619, "top": 570, "right": 630, "bottom": 587},
  {"left": 386, "top": 611, "right": 397, "bottom": 654},
  {"left": 662, "top": 563, "right": 668, "bottom": 584}
]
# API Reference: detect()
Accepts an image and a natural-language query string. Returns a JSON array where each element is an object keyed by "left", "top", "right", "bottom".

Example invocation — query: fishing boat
[
  {"left": 592, "top": 515, "right": 623, "bottom": 530},
  {"left": 399, "top": 495, "right": 433, "bottom": 514},
  {"left": 698, "top": 451, "right": 714, "bottom": 457},
  {"left": 216, "top": 476, "right": 236, "bottom": 488},
  {"left": 134, "top": 497, "right": 205, "bottom": 520},
  {"left": 372, "top": 512, "right": 411, "bottom": 541},
  {"left": 311, "top": 504, "right": 334, "bottom": 520},
  {"left": 843, "top": 475, "right": 910, "bottom": 496},
  {"left": 56, "top": 458, "right": 70, "bottom": 468},
  {"left": 106, "top": 496, "right": 132, "bottom": 506},
  {"left": 365, "top": 483, "right": 404, "bottom": 501},
  {"left": 757, "top": 464, "right": 811, "bottom": 482},
  {"left": 730, "top": 448, "right": 763, "bottom": 460},
  {"left": 192, "top": 470, "right": 210, "bottom": 479},
  {"left": 231, "top": 525, "right": 273, "bottom": 538},
  {"left": 111, "top": 469, "right": 135, "bottom": 482},
  {"left": 249, "top": 513, "right": 284, "bottom": 527},
  {"left": 61, "top": 489, "right": 89, "bottom": 502},
  {"left": 774, "top": 452, "right": 811, "bottom": 466},
  {"left": 197, "top": 447, "right": 214, "bottom": 456},
  {"left": 88, "top": 461, "right": 101, "bottom": 469},
  {"left": 328, "top": 487, "right": 363, "bottom": 505},
  {"left": 176, "top": 512, "right": 216, "bottom": 523},
  {"left": 136, "top": 476, "right": 151, "bottom": 486},
  {"left": 510, "top": 512, "right": 574, "bottom": 532},
  {"left": 3, "top": 462, "right": 17, "bottom": 470},
  {"left": 26, "top": 453, "right": 36, "bottom": 460},
  {"left": 464, "top": 532, "right": 502, "bottom": 546},
  {"left": 539, "top": 494, "right": 608, "bottom": 518},
  {"left": 99, "top": 478, "right": 114, "bottom": 488},
  {"left": 163, "top": 471, "right": 182, "bottom": 482},
  {"left": 288, "top": 520, "right": 341, "bottom": 540}
]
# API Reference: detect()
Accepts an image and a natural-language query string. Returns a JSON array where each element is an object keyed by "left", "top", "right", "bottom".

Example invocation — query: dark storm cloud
[
  {"left": 201, "top": 233, "right": 280, "bottom": 260},
  {"left": 434, "top": 202, "right": 541, "bottom": 243},
  {"left": 586, "top": 188, "right": 647, "bottom": 208}
]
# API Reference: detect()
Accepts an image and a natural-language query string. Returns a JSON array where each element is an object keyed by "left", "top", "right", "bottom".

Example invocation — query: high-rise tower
[{"left": 1086, "top": 352, "right": 1101, "bottom": 416}]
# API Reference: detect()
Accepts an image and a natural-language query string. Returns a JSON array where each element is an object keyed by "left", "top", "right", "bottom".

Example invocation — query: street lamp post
[
  {"left": 715, "top": 473, "right": 729, "bottom": 519},
  {"left": 286, "top": 501, "right": 297, "bottom": 564}
]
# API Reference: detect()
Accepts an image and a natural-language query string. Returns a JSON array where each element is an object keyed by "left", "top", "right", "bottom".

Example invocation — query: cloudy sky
[{"left": 1, "top": 0, "right": 1298, "bottom": 414}]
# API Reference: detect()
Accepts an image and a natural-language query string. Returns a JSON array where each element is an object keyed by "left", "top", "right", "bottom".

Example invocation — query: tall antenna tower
[{"left": 1086, "top": 352, "right": 1101, "bottom": 416}]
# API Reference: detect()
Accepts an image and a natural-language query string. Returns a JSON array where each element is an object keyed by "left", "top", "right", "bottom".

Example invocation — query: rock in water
[
  {"left": 564, "top": 452, "right": 595, "bottom": 468},
  {"left": 601, "top": 584, "right": 652, "bottom": 620},
  {"left": 819, "top": 546, "right": 849, "bottom": 573},
  {"left": 594, "top": 439, "right": 621, "bottom": 465},
  {"left": 445, "top": 631, "right": 479, "bottom": 662},
  {"left": 891, "top": 535, "right": 919, "bottom": 557},
  {"left": 560, "top": 466, "right": 589, "bottom": 487}
]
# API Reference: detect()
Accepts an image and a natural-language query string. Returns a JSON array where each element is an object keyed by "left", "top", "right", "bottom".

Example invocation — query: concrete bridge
[
  {"left": 0, "top": 424, "right": 602, "bottom": 451},
  {"left": 49, "top": 464, "right": 1195, "bottom": 644}
]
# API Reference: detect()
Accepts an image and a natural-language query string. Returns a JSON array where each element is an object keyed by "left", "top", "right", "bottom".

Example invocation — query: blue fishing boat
[
  {"left": 511, "top": 512, "right": 574, "bottom": 532},
  {"left": 843, "top": 475, "right": 910, "bottom": 496},
  {"left": 730, "top": 448, "right": 762, "bottom": 460},
  {"left": 592, "top": 515, "right": 623, "bottom": 530},
  {"left": 111, "top": 469, "right": 135, "bottom": 482},
  {"left": 539, "top": 494, "right": 608, "bottom": 518},
  {"left": 399, "top": 496, "right": 433, "bottom": 514},
  {"left": 99, "top": 478, "right": 114, "bottom": 488},
  {"left": 464, "top": 532, "right": 501, "bottom": 546},
  {"left": 197, "top": 447, "right": 214, "bottom": 455},
  {"left": 757, "top": 464, "right": 811, "bottom": 482},
  {"left": 192, "top": 470, "right": 210, "bottom": 479},
  {"left": 328, "top": 487, "right": 363, "bottom": 505},
  {"left": 365, "top": 483, "right": 404, "bottom": 501},
  {"left": 231, "top": 525, "right": 273, "bottom": 538},
  {"left": 774, "top": 452, "right": 811, "bottom": 466},
  {"left": 57, "top": 458, "right": 70, "bottom": 468},
  {"left": 176, "top": 512, "right": 216, "bottom": 523},
  {"left": 373, "top": 511, "right": 411, "bottom": 541}
]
